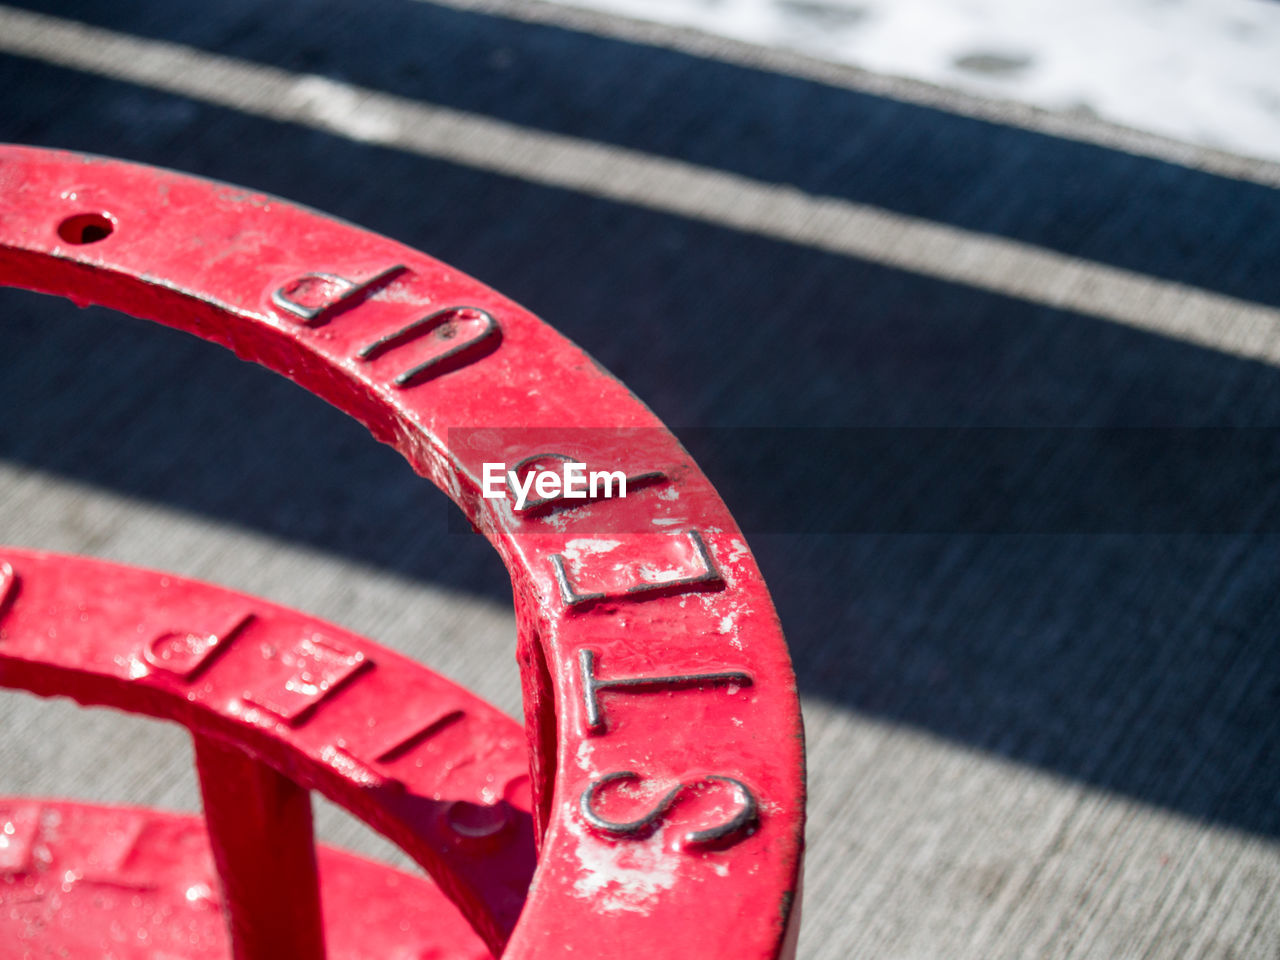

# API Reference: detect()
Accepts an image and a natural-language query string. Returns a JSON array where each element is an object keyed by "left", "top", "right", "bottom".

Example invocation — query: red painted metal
[
  {"left": 0, "top": 145, "right": 806, "bottom": 958},
  {"left": 0, "top": 797, "right": 493, "bottom": 959},
  {"left": 0, "top": 549, "right": 532, "bottom": 958}
]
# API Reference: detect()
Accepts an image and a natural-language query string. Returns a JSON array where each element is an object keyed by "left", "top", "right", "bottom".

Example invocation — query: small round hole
[{"left": 57, "top": 212, "right": 115, "bottom": 245}]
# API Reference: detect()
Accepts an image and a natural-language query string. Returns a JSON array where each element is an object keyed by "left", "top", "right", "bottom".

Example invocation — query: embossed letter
[
  {"left": 550, "top": 529, "right": 722, "bottom": 607},
  {"left": 144, "top": 612, "right": 253, "bottom": 680},
  {"left": 578, "top": 648, "right": 751, "bottom": 733},
  {"left": 580, "top": 771, "right": 757, "bottom": 847},
  {"left": 243, "top": 634, "right": 370, "bottom": 725},
  {"left": 358, "top": 305, "right": 500, "bottom": 387},
  {"left": 271, "top": 264, "right": 406, "bottom": 325}
]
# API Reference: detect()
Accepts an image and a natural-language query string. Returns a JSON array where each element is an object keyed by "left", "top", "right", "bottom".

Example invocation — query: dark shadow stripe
[{"left": 5, "top": 0, "right": 1280, "bottom": 310}]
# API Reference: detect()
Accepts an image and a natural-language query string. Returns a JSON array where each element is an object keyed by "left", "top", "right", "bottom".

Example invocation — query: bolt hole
[{"left": 57, "top": 212, "right": 115, "bottom": 245}]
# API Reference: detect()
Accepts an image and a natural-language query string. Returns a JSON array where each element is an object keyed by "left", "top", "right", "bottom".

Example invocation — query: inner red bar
[{"left": 194, "top": 734, "right": 327, "bottom": 960}]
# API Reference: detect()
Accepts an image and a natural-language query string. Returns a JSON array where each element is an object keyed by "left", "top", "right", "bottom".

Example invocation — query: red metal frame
[
  {"left": 0, "top": 145, "right": 805, "bottom": 958},
  {"left": 0, "top": 795, "right": 496, "bottom": 960},
  {"left": 0, "top": 551, "right": 513, "bottom": 960}
]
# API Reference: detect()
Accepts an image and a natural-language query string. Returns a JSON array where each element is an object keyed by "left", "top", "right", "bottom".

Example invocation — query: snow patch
[{"left": 564, "top": 0, "right": 1280, "bottom": 164}]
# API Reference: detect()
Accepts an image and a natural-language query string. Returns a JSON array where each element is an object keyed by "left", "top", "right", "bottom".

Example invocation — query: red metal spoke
[{"left": 194, "top": 735, "right": 327, "bottom": 960}]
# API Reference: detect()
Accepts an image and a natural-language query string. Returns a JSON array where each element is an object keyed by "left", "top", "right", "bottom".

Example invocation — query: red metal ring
[
  {"left": 0, "top": 550, "right": 522, "bottom": 959},
  {"left": 0, "top": 145, "right": 805, "bottom": 959}
]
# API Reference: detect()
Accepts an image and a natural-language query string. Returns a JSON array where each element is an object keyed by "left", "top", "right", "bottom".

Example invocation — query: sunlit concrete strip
[
  {"left": 433, "top": 0, "right": 1280, "bottom": 191},
  {"left": 2, "top": 6, "right": 1279, "bottom": 365},
  {"left": 798, "top": 699, "right": 1280, "bottom": 960}
]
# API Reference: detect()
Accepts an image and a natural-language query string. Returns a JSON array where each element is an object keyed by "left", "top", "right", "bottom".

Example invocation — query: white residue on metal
[
  {"left": 560, "top": 538, "right": 623, "bottom": 569},
  {"left": 576, "top": 737, "right": 596, "bottom": 773},
  {"left": 651, "top": 517, "right": 683, "bottom": 526},
  {"left": 568, "top": 815, "right": 680, "bottom": 914},
  {"left": 369, "top": 275, "right": 431, "bottom": 305},
  {"left": 543, "top": 503, "right": 597, "bottom": 531},
  {"left": 539, "top": 510, "right": 571, "bottom": 530},
  {"left": 635, "top": 562, "right": 691, "bottom": 584},
  {"left": 725, "top": 539, "right": 750, "bottom": 564},
  {"left": 718, "top": 609, "right": 744, "bottom": 651},
  {"left": 656, "top": 487, "right": 680, "bottom": 501}
]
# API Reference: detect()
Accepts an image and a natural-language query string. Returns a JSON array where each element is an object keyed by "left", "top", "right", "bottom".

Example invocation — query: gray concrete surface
[{"left": 1, "top": 1, "right": 1278, "bottom": 957}]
